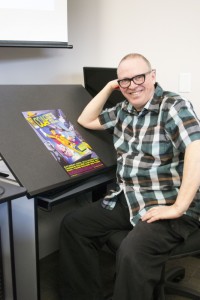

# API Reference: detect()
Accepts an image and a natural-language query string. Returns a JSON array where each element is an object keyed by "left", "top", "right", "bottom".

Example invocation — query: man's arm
[
  {"left": 142, "top": 140, "right": 200, "bottom": 223},
  {"left": 78, "top": 80, "right": 119, "bottom": 130}
]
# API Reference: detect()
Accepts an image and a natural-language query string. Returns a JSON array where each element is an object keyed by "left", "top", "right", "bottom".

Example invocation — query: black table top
[{"left": 0, "top": 85, "right": 116, "bottom": 197}]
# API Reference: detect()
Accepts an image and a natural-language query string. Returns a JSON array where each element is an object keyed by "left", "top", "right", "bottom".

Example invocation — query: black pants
[{"left": 59, "top": 193, "right": 200, "bottom": 300}]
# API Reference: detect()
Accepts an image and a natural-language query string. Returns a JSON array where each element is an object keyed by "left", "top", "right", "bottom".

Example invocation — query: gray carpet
[{"left": 40, "top": 251, "right": 200, "bottom": 300}]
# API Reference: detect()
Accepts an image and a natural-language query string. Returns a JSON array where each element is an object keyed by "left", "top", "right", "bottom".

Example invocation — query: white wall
[{"left": 0, "top": 0, "right": 199, "bottom": 114}]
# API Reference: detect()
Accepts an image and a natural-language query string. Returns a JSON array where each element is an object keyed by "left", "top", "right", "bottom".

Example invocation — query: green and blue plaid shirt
[{"left": 99, "top": 83, "right": 200, "bottom": 225}]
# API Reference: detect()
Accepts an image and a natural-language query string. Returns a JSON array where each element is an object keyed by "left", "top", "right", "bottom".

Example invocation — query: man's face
[{"left": 117, "top": 57, "right": 156, "bottom": 111}]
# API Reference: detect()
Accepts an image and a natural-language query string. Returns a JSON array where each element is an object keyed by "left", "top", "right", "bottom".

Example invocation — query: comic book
[{"left": 22, "top": 109, "right": 105, "bottom": 177}]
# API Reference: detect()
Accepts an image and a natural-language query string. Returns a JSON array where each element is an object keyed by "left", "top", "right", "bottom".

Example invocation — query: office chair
[{"left": 105, "top": 227, "right": 200, "bottom": 299}]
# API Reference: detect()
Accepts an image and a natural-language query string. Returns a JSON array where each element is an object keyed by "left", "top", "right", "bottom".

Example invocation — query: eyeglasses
[{"left": 117, "top": 70, "right": 152, "bottom": 88}]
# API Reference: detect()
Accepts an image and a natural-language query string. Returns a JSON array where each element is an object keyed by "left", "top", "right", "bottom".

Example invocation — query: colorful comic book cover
[{"left": 22, "top": 109, "right": 105, "bottom": 177}]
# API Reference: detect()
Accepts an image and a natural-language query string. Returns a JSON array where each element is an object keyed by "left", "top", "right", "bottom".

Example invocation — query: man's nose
[{"left": 129, "top": 80, "right": 137, "bottom": 88}]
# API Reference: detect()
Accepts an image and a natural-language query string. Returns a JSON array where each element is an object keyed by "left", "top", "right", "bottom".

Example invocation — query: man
[{"left": 59, "top": 53, "right": 200, "bottom": 300}]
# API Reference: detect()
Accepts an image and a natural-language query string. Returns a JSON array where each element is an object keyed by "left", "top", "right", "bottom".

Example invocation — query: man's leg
[
  {"left": 113, "top": 216, "right": 200, "bottom": 300},
  {"left": 59, "top": 195, "right": 132, "bottom": 300}
]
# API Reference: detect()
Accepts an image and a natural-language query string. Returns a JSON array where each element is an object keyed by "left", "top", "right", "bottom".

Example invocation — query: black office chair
[{"left": 105, "top": 228, "right": 200, "bottom": 299}]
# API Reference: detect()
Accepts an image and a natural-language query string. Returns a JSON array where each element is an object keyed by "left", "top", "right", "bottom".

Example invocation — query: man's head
[{"left": 117, "top": 53, "right": 156, "bottom": 111}]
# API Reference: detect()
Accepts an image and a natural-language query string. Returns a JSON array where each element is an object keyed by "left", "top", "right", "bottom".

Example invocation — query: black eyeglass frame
[{"left": 117, "top": 70, "right": 153, "bottom": 88}]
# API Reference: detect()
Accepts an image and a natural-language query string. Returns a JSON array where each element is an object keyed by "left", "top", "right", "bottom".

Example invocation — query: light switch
[{"left": 179, "top": 73, "right": 191, "bottom": 93}]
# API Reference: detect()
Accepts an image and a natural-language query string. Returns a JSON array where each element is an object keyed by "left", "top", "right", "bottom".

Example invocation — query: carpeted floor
[{"left": 40, "top": 251, "right": 200, "bottom": 300}]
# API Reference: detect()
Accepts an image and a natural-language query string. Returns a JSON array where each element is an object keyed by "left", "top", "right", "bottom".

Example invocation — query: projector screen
[{"left": 0, "top": 0, "right": 72, "bottom": 48}]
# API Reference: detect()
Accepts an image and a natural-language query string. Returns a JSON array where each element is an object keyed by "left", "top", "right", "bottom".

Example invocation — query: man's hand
[
  {"left": 108, "top": 79, "right": 119, "bottom": 90},
  {"left": 77, "top": 79, "right": 120, "bottom": 130},
  {"left": 141, "top": 204, "right": 184, "bottom": 223}
]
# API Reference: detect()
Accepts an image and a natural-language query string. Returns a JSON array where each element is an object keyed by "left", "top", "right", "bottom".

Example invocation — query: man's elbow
[
  {"left": 77, "top": 115, "right": 85, "bottom": 126},
  {"left": 77, "top": 116, "right": 102, "bottom": 130},
  {"left": 77, "top": 116, "right": 92, "bottom": 129},
  {"left": 77, "top": 116, "right": 81, "bottom": 125}
]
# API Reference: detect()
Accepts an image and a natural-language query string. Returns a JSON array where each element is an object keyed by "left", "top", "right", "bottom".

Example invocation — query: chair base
[{"left": 164, "top": 266, "right": 200, "bottom": 299}]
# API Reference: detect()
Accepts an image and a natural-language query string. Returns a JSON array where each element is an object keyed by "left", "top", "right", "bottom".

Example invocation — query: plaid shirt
[{"left": 99, "top": 83, "right": 200, "bottom": 225}]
